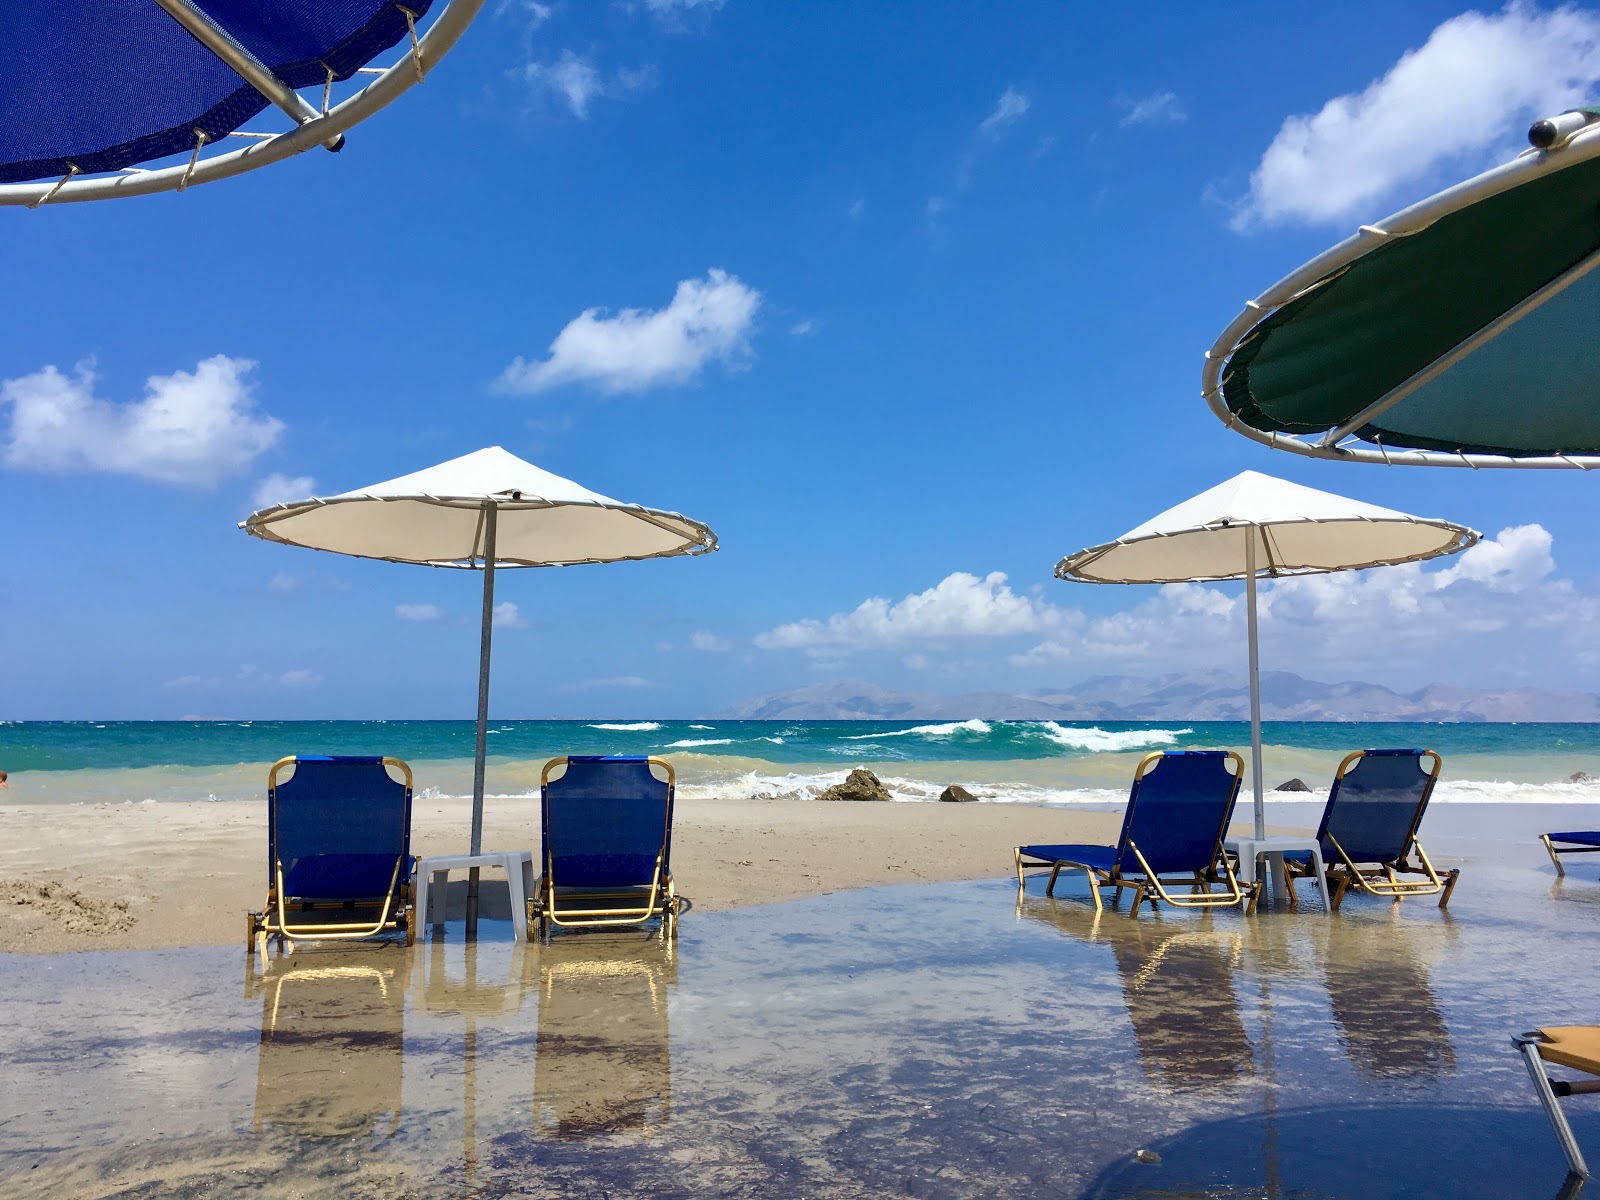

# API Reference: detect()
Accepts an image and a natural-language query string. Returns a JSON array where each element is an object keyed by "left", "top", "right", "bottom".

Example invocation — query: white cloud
[
  {"left": 396, "top": 603, "right": 445, "bottom": 622},
  {"left": 524, "top": 50, "right": 602, "bottom": 117},
  {"left": 277, "top": 669, "right": 321, "bottom": 689},
  {"left": 755, "top": 572, "right": 1072, "bottom": 658},
  {"left": 267, "top": 573, "right": 298, "bottom": 595},
  {"left": 1235, "top": 3, "right": 1600, "bottom": 229},
  {"left": 751, "top": 528, "right": 1600, "bottom": 686},
  {"left": 1117, "top": 90, "right": 1186, "bottom": 127},
  {"left": 1017, "top": 525, "right": 1594, "bottom": 680},
  {"left": 1433, "top": 522, "right": 1553, "bottom": 591},
  {"left": 847, "top": 195, "right": 865, "bottom": 219},
  {"left": 691, "top": 630, "right": 731, "bottom": 651},
  {"left": 979, "top": 87, "right": 1030, "bottom": 136},
  {"left": 520, "top": 50, "right": 655, "bottom": 118},
  {"left": 646, "top": 0, "right": 725, "bottom": 12},
  {"left": 2, "top": 356, "right": 281, "bottom": 487},
  {"left": 252, "top": 473, "right": 314, "bottom": 509},
  {"left": 495, "top": 269, "right": 761, "bottom": 395},
  {"left": 493, "top": 600, "right": 527, "bottom": 629},
  {"left": 789, "top": 318, "right": 819, "bottom": 337}
]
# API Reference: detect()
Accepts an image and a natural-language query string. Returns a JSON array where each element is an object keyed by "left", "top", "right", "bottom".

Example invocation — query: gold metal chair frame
[
  {"left": 1541, "top": 834, "right": 1600, "bottom": 877},
  {"left": 247, "top": 756, "right": 417, "bottom": 954},
  {"left": 1014, "top": 751, "right": 1252, "bottom": 915},
  {"left": 530, "top": 756, "right": 681, "bottom": 941},
  {"left": 1285, "top": 750, "right": 1458, "bottom": 910}
]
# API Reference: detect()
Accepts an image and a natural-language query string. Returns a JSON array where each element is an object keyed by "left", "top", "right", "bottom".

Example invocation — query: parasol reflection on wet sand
[{"left": 3, "top": 809, "right": 1599, "bottom": 1199}]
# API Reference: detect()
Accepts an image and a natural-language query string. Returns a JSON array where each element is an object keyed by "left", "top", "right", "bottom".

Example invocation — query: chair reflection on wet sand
[
  {"left": 249, "top": 947, "right": 406, "bottom": 1139},
  {"left": 533, "top": 932, "right": 675, "bottom": 1138},
  {"left": 1019, "top": 896, "right": 1254, "bottom": 1087},
  {"left": 1318, "top": 914, "right": 1456, "bottom": 1080}
]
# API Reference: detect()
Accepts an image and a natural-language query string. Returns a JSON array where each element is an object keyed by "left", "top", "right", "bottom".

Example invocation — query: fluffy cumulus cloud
[
  {"left": 755, "top": 572, "right": 1073, "bottom": 658},
  {"left": 979, "top": 87, "right": 1030, "bottom": 136},
  {"left": 496, "top": 269, "right": 761, "bottom": 395},
  {"left": 754, "top": 528, "right": 1600, "bottom": 684},
  {"left": 252, "top": 473, "right": 314, "bottom": 509},
  {"left": 1017, "top": 525, "right": 1592, "bottom": 678},
  {"left": 396, "top": 603, "right": 445, "bottom": 622},
  {"left": 2, "top": 356, "right": 281, "bottom": 486},
  {"left": 1117, "top": 90, "right": 1186, "bottom": 127},
  {"left": 690, "top": 630, "right": 731, "bottom": 651},
  {"left": 1235, "top": 3, "right": 1600, "bottom": 229}
]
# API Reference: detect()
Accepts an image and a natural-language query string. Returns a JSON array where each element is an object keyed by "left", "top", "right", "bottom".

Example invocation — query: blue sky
[{"left": 5, "top": 0, "right": 1600, "bottom": 719}]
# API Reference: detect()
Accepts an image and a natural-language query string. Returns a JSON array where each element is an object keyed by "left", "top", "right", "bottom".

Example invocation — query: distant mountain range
[{"left": 719, "top": 672, "right": 1600, "bottom": 722}]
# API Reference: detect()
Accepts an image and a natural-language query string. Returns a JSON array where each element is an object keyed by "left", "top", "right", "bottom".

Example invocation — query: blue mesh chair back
[
  {"left": 271, "top": 756, "right": 412, "bottom": 901},
  {"left": 543, "top": 757, "right": 673, "bottom": 889},
  {"left": 1115, "top": 751, "right": 1243, "bottom": 875},
  {"left": 2, "top": 1, "right": 435, "bottom": 183},
  {"left": 1317, "top": 750, "right": 1436, "bottom": 864}
]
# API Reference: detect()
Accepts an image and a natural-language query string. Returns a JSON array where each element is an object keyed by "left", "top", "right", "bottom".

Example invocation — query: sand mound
[{"left": 1, "top": 880, "right": 135, "bottom": 935}]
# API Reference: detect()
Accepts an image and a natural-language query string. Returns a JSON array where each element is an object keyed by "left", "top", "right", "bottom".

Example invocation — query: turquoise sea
[{"left": 3, "top": 718, "right": 1599, "bottom": 808}]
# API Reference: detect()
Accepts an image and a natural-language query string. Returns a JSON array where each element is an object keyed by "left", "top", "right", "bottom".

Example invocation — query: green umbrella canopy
[{"left": 1204, "top": 108, "right": 1600, "bottom": 468}]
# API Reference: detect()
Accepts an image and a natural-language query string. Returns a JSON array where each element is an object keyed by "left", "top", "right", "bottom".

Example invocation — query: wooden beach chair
[
  {"left": 1014, "top": 750, "right": 1250, "bottom": 913},
  {"left": 1281, "top": 749, "right": 1458, "bottom": 910},
  {"left": 1541, "top": 832, "right": 1600, "bottom": 876},
  {"left": 247, "top": 755, "right": 416, "bottom": 953},
  {"left": 530, "top": 756, "right": 680, "bottom": 940},
  {"left": 1514, "top": 1027, "right": 1600, "bottom": 1179}
]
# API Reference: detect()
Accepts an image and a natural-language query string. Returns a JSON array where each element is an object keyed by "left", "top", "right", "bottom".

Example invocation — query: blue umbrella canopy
[{"left": 1, "top": 0, "right": 482, "bottom": 204}]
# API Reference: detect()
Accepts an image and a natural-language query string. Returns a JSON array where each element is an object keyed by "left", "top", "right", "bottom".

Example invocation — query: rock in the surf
[
  {"left": 1274, "top": 778, "right": 1312, "bottom": 792},
  {"left": 1569, "top": 771, "right": 1593, "bottom": 784},
  {"left": 817, "top": 768, "right": 891, "bottom": 802},
  {"left": 939, "top": 785, "right": 977, "bottom": 803}
]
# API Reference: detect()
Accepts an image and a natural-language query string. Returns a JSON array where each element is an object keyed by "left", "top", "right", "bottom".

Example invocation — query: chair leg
[
  {"left": 1516, "top": 1034, "right": 1591, "bottom": 1179},
  {"left": 1544, "top": 835, "right": 1567, "bottom": 877},
  {"left": 1046, "top": 862, "right": 1064, "bottom": 897},
  {"left": 1438, "top": 868, "right": 1461, "bottom": 909},
  {"left": 1330, "top": 873, "right": 1350, "bottom": 911}
]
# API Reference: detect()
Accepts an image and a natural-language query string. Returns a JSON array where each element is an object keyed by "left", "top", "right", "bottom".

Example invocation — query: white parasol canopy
[
  {"left": 242, "top": 446, "right": 717, "bottom": 929},
  {"left": 1056, "top": 470, "right": 1476, "bottom": 838}
]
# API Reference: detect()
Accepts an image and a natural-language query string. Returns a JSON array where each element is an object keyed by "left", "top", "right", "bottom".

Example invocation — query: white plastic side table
[
  {"left": 1225, "top": 835, "right": 1331, "bottom": 913},
  {"left": 414, "top": 850, "right": 535, "bottom": 942}
]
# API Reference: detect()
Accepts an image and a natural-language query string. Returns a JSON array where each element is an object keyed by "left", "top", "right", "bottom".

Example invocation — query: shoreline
[
  {"left": 0, "top": 793, "right": 1124, "bottom": 956},
  {"left": 6, "top": 791, "right": 1599, "bottom": 957}
]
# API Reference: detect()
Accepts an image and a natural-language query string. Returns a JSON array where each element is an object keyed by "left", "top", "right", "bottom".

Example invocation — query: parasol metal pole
[
  {"left": 466, "top": 503, "right": 498, "bottom": 937},
  {"left": 1245, "top": 529, "right": 1266, "bottom": 841}
]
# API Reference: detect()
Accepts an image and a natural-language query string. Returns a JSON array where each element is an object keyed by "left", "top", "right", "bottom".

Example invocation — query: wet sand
[
  {"left": 3, "top": 807, "right": 1600, "bottom": 1199},
  {"left": 0, "top": 793, "right": 1124, "bottom": 954}
]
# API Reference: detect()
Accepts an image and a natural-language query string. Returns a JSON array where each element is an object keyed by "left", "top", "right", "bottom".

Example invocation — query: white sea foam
[
  {"left": 665, "top": 738, "right": 735, "bottom": 748},
  {"left": 589, "top": 722, "right": 662, "bottom": 732},
  {"left": 760, "top": 737, "right": 785, "bottom": 745},
  {"left": 673, "top": 768, "right": 1127, "bottom": 808},
  {"left": 690, "top": 724, "right": 714, "bottom": 730},
  {"left": 1026, "top": 723, "right": 1193, "bottom": 753},
  {"left": 841, "top": 719, "right": 992, "bottom": 741}
]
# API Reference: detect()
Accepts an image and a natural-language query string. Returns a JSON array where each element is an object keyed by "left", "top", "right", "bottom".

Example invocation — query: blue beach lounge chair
[
  {"left": 247, "top": 755, "right": 416, "bottom": 952},
  {"left": 1014, "top": 750, "right": 1249, "bottom": 913},
  {"left": 1282, "top": 749, "right": 1458, "bottom": 910},
  {"left": 1541, "top": 832, "right": 1600, "bottom": 876},
  {"left": 530, "top": 756, "right": 680, "bottom": 940},
  {"left": 1513, "top": 1027, "right": 1600, "bottom": 1179}
]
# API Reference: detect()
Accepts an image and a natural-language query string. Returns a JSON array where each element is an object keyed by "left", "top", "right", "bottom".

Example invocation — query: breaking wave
[{"left": 842, "top": 720, "right": 992, "bottom": 741}]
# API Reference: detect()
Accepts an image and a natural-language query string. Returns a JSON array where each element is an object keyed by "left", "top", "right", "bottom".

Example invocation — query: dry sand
[{"left": 0, "top": 795, "right": 1122, "bottom": 954}]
